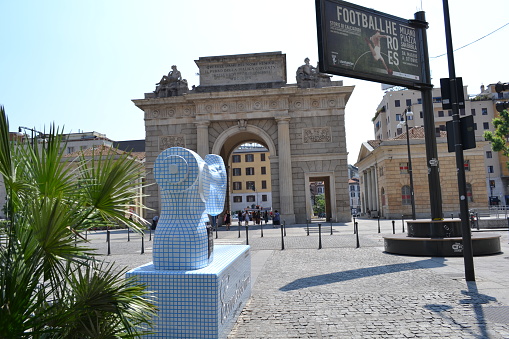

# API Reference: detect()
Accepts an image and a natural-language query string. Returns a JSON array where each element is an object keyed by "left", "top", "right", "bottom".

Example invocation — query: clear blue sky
[{"left": 1, "top": 0, "right": 508, "bottom": 164}]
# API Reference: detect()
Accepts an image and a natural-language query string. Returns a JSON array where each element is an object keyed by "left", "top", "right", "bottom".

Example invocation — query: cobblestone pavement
[{"left": 85, "top": 219, "right": 509, "bottom": 338}]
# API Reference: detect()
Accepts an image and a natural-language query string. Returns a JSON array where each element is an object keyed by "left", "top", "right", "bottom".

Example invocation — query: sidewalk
[{"left": 85, "top": 218, "right": 509, "bottom": 338}]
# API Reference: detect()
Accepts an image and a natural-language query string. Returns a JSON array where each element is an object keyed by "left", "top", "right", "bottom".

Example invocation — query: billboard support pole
[{"left": 411, "top": 11, "right": 444, "bottom": 220}]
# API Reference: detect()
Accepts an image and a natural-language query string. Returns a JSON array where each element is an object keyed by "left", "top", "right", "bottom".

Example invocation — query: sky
[{"left": 1, "top": 0, "right": 508, "bottom": 165}]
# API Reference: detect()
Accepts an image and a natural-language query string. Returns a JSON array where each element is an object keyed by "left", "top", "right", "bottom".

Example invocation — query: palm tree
[{"left": 0, "top": 106, "right": 156, "bottom": 338}]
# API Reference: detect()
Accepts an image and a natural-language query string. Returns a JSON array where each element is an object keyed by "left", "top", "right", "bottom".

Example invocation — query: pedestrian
[
  {"left": 264, "top": 211, "right": 269, "bottom": 225},
  {"left": 151, "top": 215, "right": 159, "bottom": 230},
  {"left": 273, "top": 210, "right": 280, "bottom": 227},
  {"left": 224, "top": 212, "right": 231, "bottom": 230}
]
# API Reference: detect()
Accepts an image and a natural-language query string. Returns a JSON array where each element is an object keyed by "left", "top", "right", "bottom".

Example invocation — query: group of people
[{"left": 150, "top": 209, "right": 281, "bottom": 232}]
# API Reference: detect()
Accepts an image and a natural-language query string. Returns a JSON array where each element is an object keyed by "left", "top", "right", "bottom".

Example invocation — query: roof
[
  {"left": 64, "top": 145, "right": 145, "bottom": 160},
  {"left": 392, "top": 126, "right": 447, "bottom": 140},
  {"left": 113, "top": 139, "right": 146, "bottom": 152}
]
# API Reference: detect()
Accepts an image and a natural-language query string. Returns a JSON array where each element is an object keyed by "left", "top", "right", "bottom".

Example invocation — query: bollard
[
  {"left": 245, "top": 225, "right": 249, "bottom": 245},
  {"left": 106, "top": 229, "right": 111, "bottom": 256},
  {"left": 318, "top": 223, "right": 322, "bottom": 249},
  {"left": 238, "top": 221, "right": 241, "bottom": 238},
  {"left": 215, "top": 224, "right": 218, "bottom": 239},
  {"left": 261, "top": 223, "right": 264, "bottom": 238},
  {"left": 355, "top": 222, "right": 360, "bottom": 248},
  {"left": 85, "top": 230, "right": 88, "bottom": 240},
  {"left": 392, "top": 220, "right": 395, "bottom": 234},
  {"left": 401, "top": 215, "right": 405, "bottom": 233},
  {"left": 330, "top": 221, "right": 333, "bottom": 235},
  {"left": 377, "top": 215, "right": 381, "bottom": 233},
  {"left": 141, "top": 234, "right": 145, "bottom": 254},
  {"left": 307, "top": 220, "right": 310, "bottom": 236},
  {"left": 149, "top": 228, "right": 152, "bottom": 241},
  {"left": 283, "top": 220, "right": 286, "bottom": 237},
  {"left": 451, "top": 213, "right": 454, "bottom": 219},
  {"left": 281, "top": 223, "right": 285, "bottom": 250},
  {"left": 353, "top": 220, "right": 356, "bottom": 234},
  {"left": 127, "top": 228, "right": 130, "bottom": 242}
]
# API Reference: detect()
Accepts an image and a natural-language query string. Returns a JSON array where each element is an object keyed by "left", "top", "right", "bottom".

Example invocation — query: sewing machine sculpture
[{"left": 127, "top": 147, "right": 251, "bottom": 338}]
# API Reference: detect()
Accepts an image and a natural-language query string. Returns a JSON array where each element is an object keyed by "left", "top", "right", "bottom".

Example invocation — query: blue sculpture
[{"left": 153, "top": 147, "right": 226, "bottom": 270}]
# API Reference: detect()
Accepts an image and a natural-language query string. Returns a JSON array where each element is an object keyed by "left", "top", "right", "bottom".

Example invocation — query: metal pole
[
  {"left": 283, "top": 220, "right": 286, "bottom": 237},
  {"left": 281, "top": 223, "right": 285, "bottom": 250},
  {"left": 127, "top": 228, "right": 130, "bottom": 242},
  {"left": 330, "top": 221, "right": 333, "bottom": 235},
  {"left": 441, "top": 0, "right": 474, "bottom": 281},
  {"left": 107, "top": 229, "right": 111, "bottom": 256},
  {"left": 377, "top": 215, "right": 381, "bottom": 233},
  {"left": 392, "top": 220, "right": 395, "bottom": 234},
  {"left": 141, "top": 234, "right": 145, "bottom": 254},
  {"left": 261, "top": 222, "right": 263, "bottom": 238},
  {"left": 307, "top": 220, "right": 310, "bottom": 236},
  {"left": 318, "top": 223, "right": 322, "bottom": 249},
  {"left": 402, "top": 215, "right": 405, "bottom": 233},
  {"left": 411, "top": 11, "right": 443, "bottom": 220},
  {"left": 149, "top": 228, "right": 152, "bottom": 241},
  {"left": 245, "top": 225, "right": 249, "bottom": 245},
  {"left": 405, "top": 116, "right": 416, "bottom": 220},
  {"left": 238, "top": 221, "right": 241, "bottom": 238},
  {"left": 355, "top": 222, "right": 360, "bottom": 248}
]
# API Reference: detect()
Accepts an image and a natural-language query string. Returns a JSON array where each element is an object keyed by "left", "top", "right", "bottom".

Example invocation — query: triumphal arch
[{"left": 133, "top": 52, "right": 354, "bottom": 224}]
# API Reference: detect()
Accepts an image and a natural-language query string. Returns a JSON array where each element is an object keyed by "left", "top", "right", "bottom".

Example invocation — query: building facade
[
  {"left": 372, "top": 86, "right": 503, "bottom": 205},
  {"left": 229, "top": 143, "right": 272, "bottom": 213},
  {"left": 356, "top": 127, "right": 488, "bottom": 219}
]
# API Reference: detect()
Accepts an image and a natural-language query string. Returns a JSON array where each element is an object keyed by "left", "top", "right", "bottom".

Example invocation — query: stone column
[
  {"left": 366, "top": 168, "right": 372, "bottom": 214},
  {"left": 371, "top": 166, "right": 378, "bottom": 213},
  {"left": 276, "top": 116, "right": 295, "bottom": 224},
  {"left": 195, "top": 120, "right": 210, "bottom": 158}
]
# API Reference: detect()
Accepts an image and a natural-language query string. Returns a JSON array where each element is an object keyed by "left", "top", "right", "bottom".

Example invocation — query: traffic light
[
  {"left": 495, "top": 81, "right": 509, "bottom": 94},
  {"left": 496, "top": 101, "right": 509, "bottom": 112}
]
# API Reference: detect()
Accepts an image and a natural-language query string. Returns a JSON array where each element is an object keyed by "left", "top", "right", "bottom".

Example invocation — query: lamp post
[{"left": 397, "top": 108, "right": 416, "bottom": 220}]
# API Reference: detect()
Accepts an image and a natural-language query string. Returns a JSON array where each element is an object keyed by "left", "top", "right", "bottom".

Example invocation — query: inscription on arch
[{"left": 159, "top": 135, "right": 185, "bottom": 150}]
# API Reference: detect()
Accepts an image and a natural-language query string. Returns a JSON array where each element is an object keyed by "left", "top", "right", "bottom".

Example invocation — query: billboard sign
[{"left": 316, "top": 0, "right": 428, "bottom": 89}]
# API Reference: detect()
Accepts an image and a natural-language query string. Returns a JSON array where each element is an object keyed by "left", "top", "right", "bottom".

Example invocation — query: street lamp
[{"left": 397, "top": 108, "right": 416, "bottom": 220}]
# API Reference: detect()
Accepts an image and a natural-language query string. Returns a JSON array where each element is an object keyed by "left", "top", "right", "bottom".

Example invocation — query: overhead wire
[{"left": 431, "top": 22, "right": 509, "bottom": 58}]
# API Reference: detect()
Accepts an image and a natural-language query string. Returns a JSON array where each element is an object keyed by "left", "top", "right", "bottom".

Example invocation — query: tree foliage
[
  {"left": 484, "top": 108, "right": 509, "bottom": 169},
  {"left": 0, "top": 106, "right": 156, "bottom": 338}
]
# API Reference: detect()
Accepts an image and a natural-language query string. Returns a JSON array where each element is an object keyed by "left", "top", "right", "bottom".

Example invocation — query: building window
[
  {"left": 439, "top": 125, "right": 446, "bottom": 131},
  {"left": 67, "top": 146, "right": 75, "bottom": 154},
  {"left": 245, "top": 154, "right": 254, "bottom": 162},
  {"left": 488, "top": 165, "right": 494, "bottom": 173},
  {"left": 317, "top": 187, "right": 324, "bottom": 194},
  {"left": 395, "top": 100, "right": 401, "bottom": 107},
  {"left": 471, "top": 109, "right": 476, "bottom": 116},
  {"left": 474, "top": 123, "right": 477, "bottom": 130},
  {"left": 417, "top": 98, "right": 422, "bottom": 104},
  {"left": 483, "top": 122, "right": 489, "bottom": 130},
  {"left": 464, "top": 160, "right": 470, "bottom": 171},
  {"left": 460, "top": 108, "right": 466, "bottom": 116},
  {"left": 233, "top": 168, "right": 241, "bottom": 176},
  {"left": 381, "top": 187, "right": 386, "bottom": 206},
  {"left": 396, "top": 113, "right": 402, "bottom": 121},
  {"left": 232, "top": 155, "right": 241, "bottom": 163},
  {"left": 246, "top": 167, "right": 255, "bottom": 175},
  {"left": 400, "top": 162, "right": 409, "bottom": 174},
  {"left": 402, "top": 185, "right": 411, "bottom": 205},
  {"left": 482, "top": 108, "right": 488, "bottom": 115},
  {"left": 438, "top": 110, "right": 444, "bottom": 117},
  {"left": 261, "top": 166, "right": 267, "bottom": 175},
  {"left": 420, "top": 111, "right": 423, "bottom": 118},
  {"left": 466, "top": 183, "right": 473, "bottom": 202},
  {"left": 406, "top": 99, "right": 412, "bottom": 107},
  {"left": 448, "top": 110, "right": 453, "bottom": 116},
  {"left": 233, "top": 182, "right": 242, "bottom": 190},
  {"left": 261, "top": 180, "right": 267, "bottom": 189},
  {"left": 233, "top": 196, "right": 242, "bottom": 203},
  {"left": 246, "top": 181, "right": 255, "bottom": 190},
  {"left": 247, "top": 195, "right": 255, "bottom": 202},
  {"left": 262, "top": 194, "right": 268, "bottom": 202},
  {"left": 260, "top": 153, "right": 266, "bottom": 161},
  {"left": 486, "top": 151, "right": 493, "bottom": 159}
]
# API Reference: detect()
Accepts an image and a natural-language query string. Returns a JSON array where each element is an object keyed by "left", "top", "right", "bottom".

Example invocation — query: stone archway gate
[{"left": 133, "top": 52, "right": 354, "bottom": 224}]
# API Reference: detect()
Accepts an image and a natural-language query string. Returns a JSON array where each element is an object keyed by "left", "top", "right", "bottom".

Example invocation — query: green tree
[
  {"left": 313, "top": 194, "right": 326, "bottom": 216},
  {"left": 484, "top": 108, "right": 509, "bottom": 169},
  {"left": 0, "top": 106, "right": 156, "bottom": 338}
]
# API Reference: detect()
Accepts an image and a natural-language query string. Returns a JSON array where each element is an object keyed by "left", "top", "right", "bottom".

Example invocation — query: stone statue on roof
[
  {"left": 296, "top": 58, "right": 332, "bottom": 89},
  {"left": 155, "top": 65, "right": 189, "bottom": 97}
]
